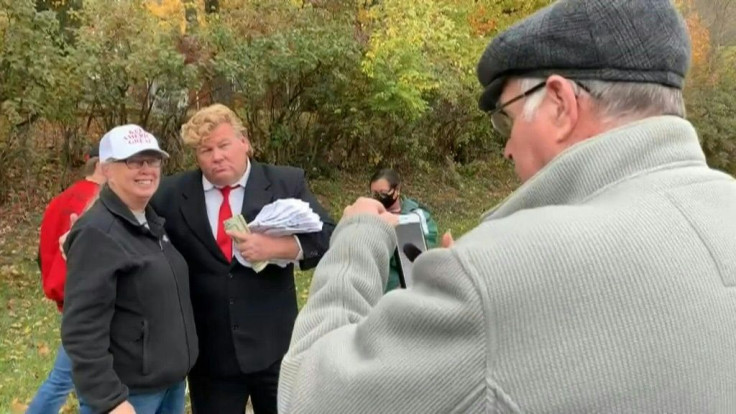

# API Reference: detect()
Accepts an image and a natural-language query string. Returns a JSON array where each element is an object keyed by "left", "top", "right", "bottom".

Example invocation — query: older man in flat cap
[{"left": 277, "top": 1, "right": 736, "bottom": 413}]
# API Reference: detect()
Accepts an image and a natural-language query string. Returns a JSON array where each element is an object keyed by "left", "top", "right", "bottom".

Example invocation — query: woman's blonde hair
[{"left": 180, "top": 104, "right": 248, "bottom": 148}]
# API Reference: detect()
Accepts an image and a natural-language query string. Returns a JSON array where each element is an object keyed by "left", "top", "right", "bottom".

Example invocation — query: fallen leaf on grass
[
  {"left": 38, "top": 342, "right": 51, "bottom": 357},
  {"left": 11, "top": 398, "right": 28, "bottom": 414}
]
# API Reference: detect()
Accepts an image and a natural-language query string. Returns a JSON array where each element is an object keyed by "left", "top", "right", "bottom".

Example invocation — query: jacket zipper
[
  {"left": 160, "top": 236, "right": 192, "bottom": 370},
  {"left": 142, "top": 319, "right": 150, "bottom": 375}
]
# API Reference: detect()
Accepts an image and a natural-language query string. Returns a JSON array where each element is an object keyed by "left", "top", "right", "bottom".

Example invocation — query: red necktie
[{"left": 217, "top": 186, "right": 234, "bottom": 261}]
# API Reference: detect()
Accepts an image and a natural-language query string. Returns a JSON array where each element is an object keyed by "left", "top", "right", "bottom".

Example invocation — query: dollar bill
[{"left": 224, "top": 214, "right": 268, "bottom": 273}]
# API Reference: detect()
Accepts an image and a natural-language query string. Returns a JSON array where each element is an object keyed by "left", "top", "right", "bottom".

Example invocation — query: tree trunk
[
  {"left": 183, "top": 0, "right": 198, "bottom": 31},
  {"left": 205, "top": 0, "right": 219, "bottom": 14}
]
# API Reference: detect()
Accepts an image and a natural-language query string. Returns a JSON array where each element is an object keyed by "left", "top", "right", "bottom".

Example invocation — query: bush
[{"left": 1, "top": 0, "right": 733, "bottom": 204}]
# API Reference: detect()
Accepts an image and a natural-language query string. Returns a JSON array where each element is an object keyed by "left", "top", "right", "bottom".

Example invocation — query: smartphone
[{"left": 394, "top": 213, "right": 428, "bottom": 288}]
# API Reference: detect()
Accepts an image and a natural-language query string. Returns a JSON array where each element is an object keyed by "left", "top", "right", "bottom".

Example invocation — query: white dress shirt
[{"left": 202, "top": 162, "right": 303, "bottom": 268}]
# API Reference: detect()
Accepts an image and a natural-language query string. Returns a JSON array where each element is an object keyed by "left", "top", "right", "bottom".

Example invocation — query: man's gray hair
[{"left": 519, "top": 77, "right": 686, "bottom": 126}]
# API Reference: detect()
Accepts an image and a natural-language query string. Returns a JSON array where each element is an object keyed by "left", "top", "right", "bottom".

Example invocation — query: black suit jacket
[{"left": 150, "top": 161, "right": 335, "bottom": 377}]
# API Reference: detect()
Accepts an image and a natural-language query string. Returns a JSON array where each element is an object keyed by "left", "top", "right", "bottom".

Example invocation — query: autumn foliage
[{"left": 0, "top": 0, "right": 734, "bottom": 205}]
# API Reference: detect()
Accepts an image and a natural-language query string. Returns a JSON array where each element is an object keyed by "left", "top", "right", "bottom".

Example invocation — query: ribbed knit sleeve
[{"left": 278, "top": 214, "right": 487, "bottom": 414}]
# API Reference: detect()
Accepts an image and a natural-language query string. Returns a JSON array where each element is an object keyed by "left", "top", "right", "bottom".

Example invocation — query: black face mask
[{"left": 372, "top": 189, "right": 398, "bottom": 209}]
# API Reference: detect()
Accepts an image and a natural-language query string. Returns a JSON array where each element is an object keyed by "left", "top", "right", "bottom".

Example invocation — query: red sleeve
[
  {"left": 39, "top": 197, "right": 66, "bottom": 305},
  {"left": 39, "top": 181, "right": 99, "bottom": 309}
]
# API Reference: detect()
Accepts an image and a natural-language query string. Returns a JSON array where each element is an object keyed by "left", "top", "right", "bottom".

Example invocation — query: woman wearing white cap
[{"left": 61, "top": 125, "right": 198, "bottom": 414}]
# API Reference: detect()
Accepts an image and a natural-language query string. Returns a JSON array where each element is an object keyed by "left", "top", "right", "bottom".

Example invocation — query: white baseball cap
[{"left": 99, "top": 124, "right": 170, "bottom": 162}]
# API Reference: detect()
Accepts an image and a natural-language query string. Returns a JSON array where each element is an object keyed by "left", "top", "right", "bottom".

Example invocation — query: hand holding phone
[{"left": 394, "top": 213, "right": 428, "bottom": 288}]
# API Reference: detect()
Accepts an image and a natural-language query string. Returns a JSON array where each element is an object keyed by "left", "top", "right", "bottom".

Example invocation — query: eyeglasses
[
  {"left": 372, "top": 188, "right": 396, "bottom": 197},
  {"left": 374, "top": 189, "right": 395, "bottom": 196},
  {"left": 487, "top": 80, "right": 591, "bottom": 138},
  {"left": 487, "top": 82, "right": 546, "bottom": 138},
  {"left": 117, "top": 158, "right": 163, "bottom": 170}
]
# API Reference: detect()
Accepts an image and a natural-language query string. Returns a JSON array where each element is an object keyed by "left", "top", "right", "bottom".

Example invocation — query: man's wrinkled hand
[
  {"left": 380, "top": 212, "right": 399, "bottom": 226},
  {"left": 441, "top": 231, "right": 454, "bottom": 248},
  {"left": 343, "top": 197, "right": 385, "bottom": 217},
  {"left": 343, "top": 197, "right": 397, "bottom": 226}
]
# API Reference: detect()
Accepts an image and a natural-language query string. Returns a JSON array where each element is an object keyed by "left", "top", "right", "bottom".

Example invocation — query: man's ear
[
  {"left": 100, "top": 162, "right": 112, "bottom": 178},
  {"left": 544, "top": 75, "right": 579, "bottom": 142}
]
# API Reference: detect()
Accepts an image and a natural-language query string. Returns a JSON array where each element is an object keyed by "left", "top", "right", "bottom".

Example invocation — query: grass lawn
[{"left": 0, "top": 167, "right": 514, "bottom": 413}]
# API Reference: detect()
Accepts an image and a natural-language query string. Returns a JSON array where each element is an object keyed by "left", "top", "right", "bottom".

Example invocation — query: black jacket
[
  {"left": 150, "top": 162, "right": 335, "bottom": 377},
  {"left": 61, "top": 186, "right": 198, "bottom": 412}
]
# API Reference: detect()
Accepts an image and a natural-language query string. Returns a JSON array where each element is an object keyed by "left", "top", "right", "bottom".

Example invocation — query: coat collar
[
  {"left": 482, "top": 116, "right": 707, "bottom": 221},
  {"left": 178, "top": 160, "right": 273, "bottom": 263},
  {"left": 240, "top": 161, "right": 272, "bottom": 221},
  {"left": 99, "top": 185, "right": 166, "bottom": 238}
]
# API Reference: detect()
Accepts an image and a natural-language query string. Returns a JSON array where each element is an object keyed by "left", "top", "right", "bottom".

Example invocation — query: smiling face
[
  {"left": 103, "top": 151, "right": 162, "bottom": 212},
  {"left": 195, "top": 122, "right": 250, "bottom": 187}
]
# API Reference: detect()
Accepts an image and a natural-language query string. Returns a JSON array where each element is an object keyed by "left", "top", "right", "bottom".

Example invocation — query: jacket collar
[
  {"left": 99, "top": 185, "right": 166, "bottom": 238},
  {"left": 240, "top": 161, "right": 272, "bottom": 221},
  {"left": 482, "top": 116, "right": 707, "bottom": 221},
  {"left": 177, "top": 161, "right": 273, "bottom": 264}
]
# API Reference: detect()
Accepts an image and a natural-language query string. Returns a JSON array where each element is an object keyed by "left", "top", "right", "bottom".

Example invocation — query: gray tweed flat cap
[{"left": 477, "top": 0, "right": 691, "bottom": 111}]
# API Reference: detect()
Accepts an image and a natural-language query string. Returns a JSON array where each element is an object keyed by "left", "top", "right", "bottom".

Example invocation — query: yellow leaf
[
  {"left": 11, "top": 398, "right": 28, "bottom": 414},
  {"left": 38, "top": 343, "right": 51, "bottom": 357}
]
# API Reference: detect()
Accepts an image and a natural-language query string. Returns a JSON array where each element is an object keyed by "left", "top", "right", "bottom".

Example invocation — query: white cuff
[{"left": 293, "top": 235, "right": 304, "bottom": 261}]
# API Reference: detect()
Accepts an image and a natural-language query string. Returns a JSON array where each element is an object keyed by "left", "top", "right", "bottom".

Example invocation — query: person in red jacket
[
  {"left": 27, "top": 146, "right": 105, "bottom": 414},
  {"left": 38, "top": 149, "right": 105, "bottom": 311}
]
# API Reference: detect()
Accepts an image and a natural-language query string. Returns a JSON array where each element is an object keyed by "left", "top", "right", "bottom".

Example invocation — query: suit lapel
[
  {"left": 241, "top": 161, "right": 273, "bottom": 222},
  {"left": 179, "top": 170, "right": 229, "bottom": 263}
]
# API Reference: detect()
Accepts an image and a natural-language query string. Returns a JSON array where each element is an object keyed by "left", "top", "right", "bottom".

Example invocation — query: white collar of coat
[{"left": 481, "top": 116, "right": 706, "bottom": 222}]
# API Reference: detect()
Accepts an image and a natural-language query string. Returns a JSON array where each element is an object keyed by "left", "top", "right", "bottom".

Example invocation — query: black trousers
[{"left": 189, "top": 359, "right": 281, "bottom": 414}]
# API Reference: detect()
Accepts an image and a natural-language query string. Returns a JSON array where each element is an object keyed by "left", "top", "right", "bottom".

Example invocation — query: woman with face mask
[{"left": 369, "top": 168, "right": 438, "bottom": 292}]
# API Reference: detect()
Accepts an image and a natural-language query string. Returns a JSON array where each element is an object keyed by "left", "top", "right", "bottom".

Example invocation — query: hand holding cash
[
  {"left": 224, "top": 199, "right": 324, "bottom": 273},
  {"left": 224, "top": 214, "right": 268, "bottom": 272}
]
